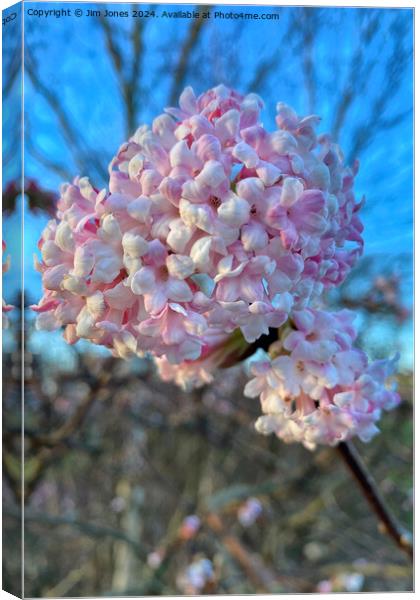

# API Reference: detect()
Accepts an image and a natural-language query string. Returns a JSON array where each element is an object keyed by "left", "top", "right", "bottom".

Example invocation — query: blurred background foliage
[{"left": 2, "top": 3, "right": 413, "bottom": 596}]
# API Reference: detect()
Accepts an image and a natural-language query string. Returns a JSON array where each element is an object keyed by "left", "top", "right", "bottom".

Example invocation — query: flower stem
[{"left": 337, "top": 441, "right": 413, "bottom": 560}]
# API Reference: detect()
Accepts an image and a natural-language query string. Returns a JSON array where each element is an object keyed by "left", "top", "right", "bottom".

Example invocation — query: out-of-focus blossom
[
  {"left": 33, "top": 85, "right": 363, "bottom": 366},
  {"left": 147, "top": 549, "right": 164, "bottom": 570},
  {"left": 303, "top": 541, "right": 327, "bottom": 561},
  {"left": 179, "top": 514, "right": 201, "bottom": 540},
  {"left": 2, "top": 241, "right": 13, "bottom": 328},
  {"left": 317, "top": 572, "right": 364, "bottom": 593},
  {"left": 341, "top": 572, "right": 365, "bottom": 592},
  {"left": 371, "top": 274, "right": 410, "bottom": 323},
  {"left": 237, "top": 497, "right": 263, "bottom": 527},
  {"left": 316, "top": 579, "right": 333, "bottom": 593},
  {"left": 110, "top": 496, "right": 126, "bottom": 513},
  {"left": 245, "top": 308, "right": 400, "bottom": 449},
  {"left": 177, "top": 557, "right": 215, "bottom": 594}
]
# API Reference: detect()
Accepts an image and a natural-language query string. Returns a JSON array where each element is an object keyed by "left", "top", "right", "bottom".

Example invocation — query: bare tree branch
[
  {"left": 5, "top": 506, "right": 147, "bottom": 558},
  {"left": 332, "top": 10, "right": 382, "bottom": 139},
  {"left": 337, "top": 441, "right": 413, "bottom": 560},
  {"left": 99, "top": 6, "right": 145, "bottom": 136},
  {"left": 25, "top": 55, "right": 108, "bottom": 181},
  {"left": 300, "top": 8, "right": 318, "bottom": 113},
  {"left": 247, "top": 12, "right": 294, "bottom": 93},
  {"left": 169, "top": 8, "right": 210, "bottom": 105}
]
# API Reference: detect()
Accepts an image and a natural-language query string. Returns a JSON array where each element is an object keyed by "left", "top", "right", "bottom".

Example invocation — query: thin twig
[
  {"left": 331, "top": 10, "right": 381, "bottom": 139},
  {"left": 205, "top": 512, "right": 307, "bottom": 592},
  {"left": 5, "top": 506, "right": 147, "bottom": 558},
  {"left": 169, "top": 9, "right": 209, "bottom": 105},
  {"left": 247, "top": 12, "right": 293, "bottom": 93},
  {"left": 99, "top": 8, "right": 145, "bottom": 136},
  {"left": 337, "top": 441, "right": 413, "bottom": 560},
  {"left": 300, "top": 8, "right": 317, "bottom": 113},
  {"left": 24, "top": 56, "right": 107, "bottom": 181},
  {"left": 31, "top": 372, "right": 111, "bottom": 448}
]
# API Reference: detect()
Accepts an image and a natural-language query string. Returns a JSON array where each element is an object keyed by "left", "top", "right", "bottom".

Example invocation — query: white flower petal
[
  {"left": 122, "top": 232, "right": 148, "bottom": 258},
  {"left": 131, "top": 267, "right": 156, "bottom": 295},
  {"left": 55, "top": 222, "right": 75, "bottom": 253},
  {"left": 190, "top": 236, "right": 212, "bottom": 271},
  {"left": 166, "top": 254, "right": 195, "bottom": 279},
  {"left": 280, "top": 177, "right": 304, "bottom": 207},
  {"left": 166, "top": 278, "right": 193, "bottom": 302},
  {"left": 167, "top": 219, "right": 193, "bottom": 253},
  {"left": 232, "top": 141, "right": 259, "bottom": 168},
  {"left": 218, "top": 195, "right": 250, "bottom": 227},
  {"left": 195, "top": 160, "right": 226, "bottom": 188},
  {"left": 127, "top": 196, "right": 151, "bottom": 222},
  {"left": 215, "top": 109, "right": 240, "bottom": 142},
  {"left": 87, "top": 292, "right": 105, "bottom": 317}
]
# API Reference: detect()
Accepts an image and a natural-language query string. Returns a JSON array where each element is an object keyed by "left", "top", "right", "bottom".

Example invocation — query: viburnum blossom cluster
[
  {"left": 244, "top": 309, "right": 400, "bottom": 449},
  {"left": 33, "top": 84, "right": 400, "bottom": 447}
]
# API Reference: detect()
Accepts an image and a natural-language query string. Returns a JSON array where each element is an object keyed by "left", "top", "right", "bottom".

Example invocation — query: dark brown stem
[{"left": 337, "top": 441, "right": 413, "bottom": 560}]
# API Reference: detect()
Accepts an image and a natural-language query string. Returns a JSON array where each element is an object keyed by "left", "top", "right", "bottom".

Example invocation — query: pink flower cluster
[
  {"left": 32, "top": 84, "right": 400, "bottom": 446},
  {"left": 33, "top": 85, "right": 362, "bottom": 362},
  {"left": 244, "top": 309, "right": 400, "bottom": 449}
]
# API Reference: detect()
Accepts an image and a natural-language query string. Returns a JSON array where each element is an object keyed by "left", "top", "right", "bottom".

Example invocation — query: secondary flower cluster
[
  {"left": 33, "top": 84, "right": 399, "bottom": 447},
  {"left": 244, "top": 309, "right": 400, "bottom": 449}
]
